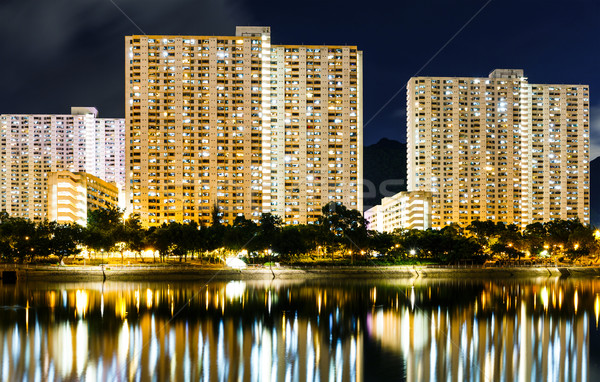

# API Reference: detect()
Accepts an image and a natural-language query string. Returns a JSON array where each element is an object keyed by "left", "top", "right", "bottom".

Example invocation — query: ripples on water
[{"left": 1, "top": 277, "right": 600, "bottom": 381}]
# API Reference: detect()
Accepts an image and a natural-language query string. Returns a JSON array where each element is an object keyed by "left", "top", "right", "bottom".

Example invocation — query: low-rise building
[
  {"left": 47, "top": 171, "right": 119, "bottom": 226},
  {"left": 365, "top": 191, "right": 432, "bottom": 232}
]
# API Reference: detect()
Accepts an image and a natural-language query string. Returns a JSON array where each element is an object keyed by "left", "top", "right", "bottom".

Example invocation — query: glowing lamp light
[{"left": 225, "top": 257, "right": 247, "bottom": 270}]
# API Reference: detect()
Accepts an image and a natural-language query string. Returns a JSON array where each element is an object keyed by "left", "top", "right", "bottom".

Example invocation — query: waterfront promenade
[{"left": 3, "top": 263, "right": 600, "bottom": 282}]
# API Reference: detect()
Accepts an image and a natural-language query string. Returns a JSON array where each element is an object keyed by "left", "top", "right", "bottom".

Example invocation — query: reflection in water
[
  {"left": 0, "top": 281, "right": 362, "bottom": 381},
  {"left": 368, "top": 295, "right": 586, "bottom": 381},
  {"left": 0, "top": 278, "right": 599, "bottom": 381}
]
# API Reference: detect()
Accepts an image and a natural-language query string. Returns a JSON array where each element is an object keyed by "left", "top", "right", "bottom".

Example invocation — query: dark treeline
[{"left": 0, "top": 203, "right": 598, "bottom": 265}]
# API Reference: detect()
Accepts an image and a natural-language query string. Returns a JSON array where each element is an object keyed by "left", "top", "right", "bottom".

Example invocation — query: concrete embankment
[{"left": 3, "top": 264, "right": 600, "bottom": 282}]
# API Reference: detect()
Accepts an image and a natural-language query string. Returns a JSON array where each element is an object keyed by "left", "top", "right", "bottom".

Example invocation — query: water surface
[{"left": 1, "top": 277, "right": 600, "bottom": 381}]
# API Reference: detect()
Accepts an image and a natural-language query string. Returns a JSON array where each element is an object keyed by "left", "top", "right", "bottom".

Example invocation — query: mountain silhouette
[{"left": 362, "top": 138, "right": 406, "bottom": 211}]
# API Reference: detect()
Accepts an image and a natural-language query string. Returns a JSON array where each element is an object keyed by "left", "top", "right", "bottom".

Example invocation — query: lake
[{"left": 1, "top": 276, "right": 599, "bottom": 381}]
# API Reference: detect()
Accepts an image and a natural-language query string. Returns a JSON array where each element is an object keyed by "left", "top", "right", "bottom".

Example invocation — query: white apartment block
[
  {"left": 407, "top": 69, "right": 589, "bottom": 228},
  {"left": 126, "top": 26, "right": 362, "bottom": 227},
  {"left": 0, "top": 107, "right": 125, "bottom": 221},
  {"left": 364, "top": 191, "right": 432, "bottom": 232}
]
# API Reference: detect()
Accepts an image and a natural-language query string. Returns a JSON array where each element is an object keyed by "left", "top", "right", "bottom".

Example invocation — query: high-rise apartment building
[
  {"left": 407, "top": 69, "right": 589, "bottom": 228},
  {"left": 126, "top": 26, "right": 362, "bottom": 227},
  {"left": 0, "top": 107, "right": 125, "bottom": 221}
]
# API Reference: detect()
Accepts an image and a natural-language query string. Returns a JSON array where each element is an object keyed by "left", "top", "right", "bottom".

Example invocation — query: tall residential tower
[
  {"left": 126, "top": 27, "right": 362, "bottom": 227},
  {"left": 0, "top": 107, "right": 125, "bottom": 221},
  {"left": 407, "top": 69, "right": 589, "bottom": 228}
]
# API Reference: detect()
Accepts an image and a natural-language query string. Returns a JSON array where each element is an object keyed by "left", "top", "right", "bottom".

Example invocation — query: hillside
[
  {"left": 362, "top": 138, "right": 406, "bottom": 211},
  {"left": 591, "top": 156, "right": 599, "bottom": 227}
]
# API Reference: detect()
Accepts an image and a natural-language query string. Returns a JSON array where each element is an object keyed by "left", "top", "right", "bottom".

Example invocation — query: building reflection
[
  {"left": 0, "top": 278, "right": 599, "bottom": 381},
  {"left": 0, "top": 281, "right": 363, "bottom": 381},
  {"left": 368, "top": 280, "right": 595, "bottom": 382}
]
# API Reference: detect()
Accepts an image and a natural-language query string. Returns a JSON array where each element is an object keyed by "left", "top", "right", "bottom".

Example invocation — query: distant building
[
  {"left": 364, "top": 191, "right": 432, "bottom": 232},
  {"left": 407, "top": 69, "right": 589, "bottom": 228},
  {"left": 47, "top": 171, "right": 119, "bottom": 226},
  {"left": 0, "top": 107, "right": 125, "bottom": 221},
  {"left": 125, "top": 26, "right": 362, "bottom": 227}
]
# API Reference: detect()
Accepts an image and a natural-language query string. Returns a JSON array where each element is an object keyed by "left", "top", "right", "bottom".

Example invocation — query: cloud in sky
[
  {"left": 0, "top": 0, "right": 250, "bottom": 116},
  {"left": 0, "top": 0, "right": 598, "bottom": 152}
]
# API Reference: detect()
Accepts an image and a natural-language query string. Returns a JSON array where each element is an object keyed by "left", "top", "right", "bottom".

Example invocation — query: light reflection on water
[{"left": 0, "top": 278, "right": 599, "bottom": 381}]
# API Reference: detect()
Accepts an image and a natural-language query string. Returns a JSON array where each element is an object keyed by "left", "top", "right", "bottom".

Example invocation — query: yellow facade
[
  {"left": 48, "top": 171, "right": 119, "bottom": 226},
  {"left": 407, "top": 69, "right": 589, "bottom": 228},
  {"left": 126, "top": 27, "right": 362, "bottom": 227}
]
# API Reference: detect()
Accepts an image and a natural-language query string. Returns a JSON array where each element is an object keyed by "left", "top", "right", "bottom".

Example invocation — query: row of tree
[{"left": 0, "top": 204, "right": 598, "bottom": 265}]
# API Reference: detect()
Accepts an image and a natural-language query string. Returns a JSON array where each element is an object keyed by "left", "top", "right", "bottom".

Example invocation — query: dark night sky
[{"left": 0, "top": 0, "right": 598, "bottom": 159}]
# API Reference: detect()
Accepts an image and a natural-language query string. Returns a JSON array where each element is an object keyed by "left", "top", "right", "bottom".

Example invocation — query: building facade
[
  {"left": 407, "top": 69, "right": 589, "bottom": 228},
  {"left": 126, "top": 26, "right": 362, "bottom": 227},
  {"left": 364, "top": 191, "right": 432, "bottom": 232},
  {"left": 0, "top": 108, "right": 125, "bottom": 221},
  {"left": 47, "top": 171, "right": 119, "bottom": 226}
]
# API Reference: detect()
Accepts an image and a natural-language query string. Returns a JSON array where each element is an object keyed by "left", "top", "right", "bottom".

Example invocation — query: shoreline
[{"left": 3, "top": 264, "right": 600, "bottom": 282}]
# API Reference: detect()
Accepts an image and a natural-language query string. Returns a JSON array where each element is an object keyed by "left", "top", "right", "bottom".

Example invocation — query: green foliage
[
  {"left": 46, "top": 222, "right": 83, "bottom": 262},
  {"left": 84, "top": 207, "right": 124, "bottom": 253},
  {"left": 0, "top": 217, "right": 37, "bottom": 263},
  {"left": 223, "top": 216, "right": 259, "bottom": 252},
  {"left": 273, "top": 226, "right": 310, "bottom": 259},
  {"left": 397, "top": 228, "right": 484, "bottom": 264},
  {"left": 318, "top": 202, "right": 369, "bottom": 257},
  {"left": 0, "top": 215, "right": 83, "bottom": 263},
  {"left": 0, "top": 204, "right": 598, "bottom": 266}
]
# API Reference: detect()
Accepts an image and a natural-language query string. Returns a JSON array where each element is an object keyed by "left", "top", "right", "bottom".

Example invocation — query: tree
[
  {"left": 318, "top": 202, "right": 368, "bottom": 260},
  {"left": 84, "top": 207, "right": 124, "bottom": 256},
  {"left": 368, "top": 231, "right": 396, "bottom": 258},
  {"left": 497, "top": 224, "right": 524, "bottom": 259},
  {"left": 223, "top": 216, "right": 259, "bottom": 252},
  {"left": 523, "top": 222, "right": 547, "bottom": 256},
  {"left": 273, "top": 226, "right": 310, "bottom": 259},
  {"left": 47, "top": 222, "right": 83, "bottom": 263},
  {"left": 397, "top": 228, "right": 483, "bottom": 264},
  {"left": 256, "top": 213, "right": 283, "bottom": 252},
  {"left": 466, "top": 220, "right": 499, "bottom": 246},
  {"left": 0, "top": 217, "right": 37, "bottom": 263},
  {"left": 566, "top": 225, "right": 597, "bottom": 261},
  {"left": 465, "top": 220, "right": 507, "bottom": 254},
  {"left": 121, "top": 214, "right": 148, "bottom": 261},
  {"left": 148, "top": 224, "right": 173, "bottom": 262}
]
